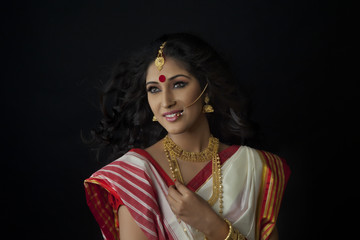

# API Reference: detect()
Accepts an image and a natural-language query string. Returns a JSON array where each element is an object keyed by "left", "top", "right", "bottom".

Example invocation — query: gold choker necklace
[
  {"left": 163, "top": 135, "right": 219, "bottom": 162},
  {"left": 163, "top": 135, "right": 224, "bottom": 214}
]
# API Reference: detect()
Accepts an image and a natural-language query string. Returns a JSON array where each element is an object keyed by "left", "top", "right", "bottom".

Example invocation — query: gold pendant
[{"left": 155, "top": 42, "right": 166, "bottom": 71}]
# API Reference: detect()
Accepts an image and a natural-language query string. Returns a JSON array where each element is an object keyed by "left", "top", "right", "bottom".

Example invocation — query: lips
[{"left": 162, "top": 110, "right": 183, "bottom": 122}]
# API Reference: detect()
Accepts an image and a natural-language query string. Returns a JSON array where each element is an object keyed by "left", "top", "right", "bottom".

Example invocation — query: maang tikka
[
  {"left": 155, "top": 42, "right": 166, "bottom": 71},
  {"left": 152, "top": 42, "right": 167, "bottom": 122}
]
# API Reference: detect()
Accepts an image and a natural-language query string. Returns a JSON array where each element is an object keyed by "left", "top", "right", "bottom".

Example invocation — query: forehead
[{"left": 146, "top": 57, "right": 190, "bottom": 82}]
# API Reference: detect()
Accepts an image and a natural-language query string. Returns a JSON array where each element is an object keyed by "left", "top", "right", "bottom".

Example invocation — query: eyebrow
[{"left": 146, "top": 74, "right": 191, "bottom": 85}]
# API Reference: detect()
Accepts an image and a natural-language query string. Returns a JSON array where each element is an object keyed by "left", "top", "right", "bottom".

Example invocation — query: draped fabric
[{"left": 84, "top": 145, "right": 290, "bottom": 240}]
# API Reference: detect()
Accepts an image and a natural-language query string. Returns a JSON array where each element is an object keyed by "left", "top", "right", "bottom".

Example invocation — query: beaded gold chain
[{"left": 163, "top": 135, "right": 224, "bottom": 214}]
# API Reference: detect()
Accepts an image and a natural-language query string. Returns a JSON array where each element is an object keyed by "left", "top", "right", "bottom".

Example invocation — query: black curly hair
[{"left": 87, "top": 33, "right": 253, "bottom": 161}]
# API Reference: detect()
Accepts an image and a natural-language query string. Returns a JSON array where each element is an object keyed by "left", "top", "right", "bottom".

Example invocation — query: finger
[
  {"left": 167, "top": 185, "right": 183, "bottom": 201},
  {"left": 174, "top": 180, "right": 190, "bottom": 195},
  {"left": 166, "top": 192, "right": 177, "bottom": 208},
  {"left": 166, "top": 188, "right": 182, "bottom": 215}
]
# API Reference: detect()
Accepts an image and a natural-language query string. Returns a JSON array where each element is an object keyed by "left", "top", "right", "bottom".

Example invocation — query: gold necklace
[
  {"left": 163, "top": 135, "right": 218, "bottom": 162},
  {"left": 163, "top": 135, "right": 224, "bottom": 215}
]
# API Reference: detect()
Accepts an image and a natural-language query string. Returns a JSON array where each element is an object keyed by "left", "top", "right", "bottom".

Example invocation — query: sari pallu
[{"left": 84, "top": 145, "right": 290, "bottom": 240}]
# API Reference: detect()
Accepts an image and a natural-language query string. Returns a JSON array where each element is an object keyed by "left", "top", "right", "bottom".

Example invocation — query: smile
[{"left": 162, "top": 110, "right": 183, "bottom": 122}]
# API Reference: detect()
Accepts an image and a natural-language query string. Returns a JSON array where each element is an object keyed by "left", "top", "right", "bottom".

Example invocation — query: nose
[{"left": 161, "top": 89, "right": 176, "bottom": 108}]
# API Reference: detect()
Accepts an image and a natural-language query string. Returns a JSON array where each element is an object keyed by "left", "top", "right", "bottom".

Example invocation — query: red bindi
[{"left": 159, "top": 75, "right": 166, "bottom": 82}]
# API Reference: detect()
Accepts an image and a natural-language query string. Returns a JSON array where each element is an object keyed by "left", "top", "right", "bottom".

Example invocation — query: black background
[{"left": 2, "top": 0, "right": 354, "bottom": 239}]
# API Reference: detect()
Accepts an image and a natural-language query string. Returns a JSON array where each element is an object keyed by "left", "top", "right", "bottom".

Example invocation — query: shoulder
[
  {"left": 87, "top": 149, "right": 154, "bottom": 180},
  {"left": 247, "top": 147, "right": 291, "bottom": 191},
  {"left": 238, "top": 146, "right": 289, "bottom": 168},
  {"left": 144, "top": 139, "right": 164, "bottom": 163},
  {"left": 231, "top": 146, "right": 291, "bottom": 181},
  {"left": 84, "top": 148, "right": 157, "bottom": 199},
  {"left": 255, "top": 149, "right": 291, "bottom": 180}
]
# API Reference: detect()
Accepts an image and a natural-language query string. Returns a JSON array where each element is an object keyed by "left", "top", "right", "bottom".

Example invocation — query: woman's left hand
[{"left": 166, "top": 180, "right": 228, "bottom": 239}]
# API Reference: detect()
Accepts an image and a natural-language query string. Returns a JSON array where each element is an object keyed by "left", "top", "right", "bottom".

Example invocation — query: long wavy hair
[{"left": 87, "top": 33, "right": 254, "bottom": 161}]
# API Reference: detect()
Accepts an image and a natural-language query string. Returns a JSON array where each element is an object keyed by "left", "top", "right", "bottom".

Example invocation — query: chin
[
  {"left": 163, "top": 125, "right": 188, "bottom": 135},
  {"left": 159, "top": 112, "right": 205, "bottom": 135}
]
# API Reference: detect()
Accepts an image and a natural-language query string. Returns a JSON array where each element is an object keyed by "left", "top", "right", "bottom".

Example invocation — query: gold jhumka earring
[
  {"left": 152, "top": 116, "right": 157, "bottom": 122},
  {"left": 202, "top": 94, "right": 214, "bottom": 113}
]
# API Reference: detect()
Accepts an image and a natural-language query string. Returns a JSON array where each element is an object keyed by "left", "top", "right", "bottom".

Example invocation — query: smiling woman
[
  {"left": 84, "top": 33, "right": 290, "bottom": 240},
  {"left": 146, "top": 58, "right": 206, "bottom": 135}
]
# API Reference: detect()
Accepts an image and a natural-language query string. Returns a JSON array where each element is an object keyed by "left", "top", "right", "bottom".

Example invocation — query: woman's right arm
[{"left": 118, "top": 205, "right": 148, "bottom": 240}]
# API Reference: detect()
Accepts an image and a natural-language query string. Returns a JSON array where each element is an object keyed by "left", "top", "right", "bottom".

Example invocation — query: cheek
[
  {"left": 183, "top": 87, "right": 203, "bottom": 107},
  {"left": 147, "top": 94, "right": 158, "bottom": 112}
]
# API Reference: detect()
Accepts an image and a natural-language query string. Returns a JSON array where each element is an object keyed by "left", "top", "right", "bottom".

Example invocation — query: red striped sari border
[{"left": 255, "top": 150, "right": 289, "bottom": 240}]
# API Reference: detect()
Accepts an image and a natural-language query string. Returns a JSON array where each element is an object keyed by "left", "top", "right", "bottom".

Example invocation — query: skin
[{"left": 118, "top": 57, "right": 279, "bottom": 240}]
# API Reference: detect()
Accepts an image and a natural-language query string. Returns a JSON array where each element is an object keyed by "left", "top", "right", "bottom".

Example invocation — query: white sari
[{"left": 84, "top": 145, "right": 290, "bottom": 240}]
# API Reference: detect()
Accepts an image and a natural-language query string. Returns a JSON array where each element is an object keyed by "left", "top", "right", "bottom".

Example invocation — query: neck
[{"left": 167, "top": 115, "right": 211, "bottom": 153}]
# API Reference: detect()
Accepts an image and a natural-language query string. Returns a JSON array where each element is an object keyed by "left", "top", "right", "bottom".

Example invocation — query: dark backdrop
[{"left": 2, "top": 1, "right": 354, "bottom": 239}]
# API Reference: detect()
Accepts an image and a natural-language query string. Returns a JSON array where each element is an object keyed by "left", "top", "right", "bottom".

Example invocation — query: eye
[
  {"left": 174, "top": 81, "right": 188, "bottom": 89},
  {"left": 147, "top": 86, "right": 160, "bottom": 94}
]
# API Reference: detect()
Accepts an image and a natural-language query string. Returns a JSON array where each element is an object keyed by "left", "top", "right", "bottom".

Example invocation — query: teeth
[{"left": 165, "top": 111, "right": 183, "bottom": 117}]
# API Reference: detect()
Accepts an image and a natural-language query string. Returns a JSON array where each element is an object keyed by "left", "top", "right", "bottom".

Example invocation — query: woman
[{"left": 84, "top": 33, "right": 290, "bottom": 240}]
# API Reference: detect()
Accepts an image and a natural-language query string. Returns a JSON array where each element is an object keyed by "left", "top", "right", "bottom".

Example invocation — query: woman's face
[{"left": 146, "top": 57, "right": 207, "bottom": 135}]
